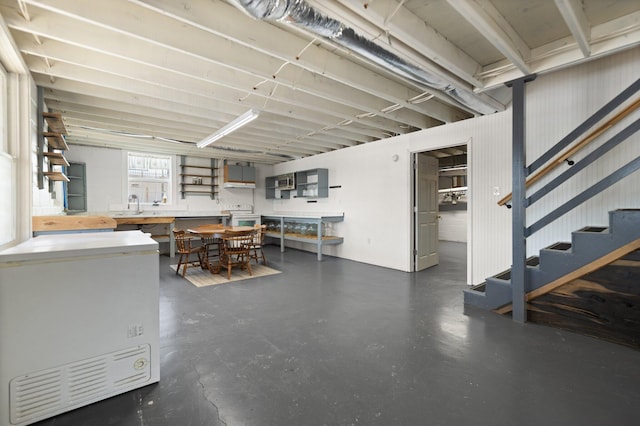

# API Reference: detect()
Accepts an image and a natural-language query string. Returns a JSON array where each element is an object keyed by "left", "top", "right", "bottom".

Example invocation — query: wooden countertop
[
  {"left": 33, "top": 215, "right": 117, "bottom": 232},
  {"left": 114, "top": 216, "right": 175, "bottom": 225}
]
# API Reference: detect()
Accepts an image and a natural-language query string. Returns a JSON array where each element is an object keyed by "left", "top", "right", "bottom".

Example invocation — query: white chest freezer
[{"left": 0, "top": 231, "right": 160, "bottom": 426}]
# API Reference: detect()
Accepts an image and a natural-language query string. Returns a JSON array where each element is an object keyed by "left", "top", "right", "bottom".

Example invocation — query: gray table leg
[
  {"left": 316, "top": 219, "right": 322, "bottom": 261},
  {"left": 169, "top": 221, "right": 175, "bottom": 258},
  {"left": 280, "top": 217, "right": 285, "bottom": 253}
]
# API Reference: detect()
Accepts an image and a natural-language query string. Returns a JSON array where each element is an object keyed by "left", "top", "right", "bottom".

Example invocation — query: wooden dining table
[
  {"left": 187, "top": 225, "right": 254, "bottom": 236},
  {"left": 187, "top": 225, "right": 255, "bottom": 273}
]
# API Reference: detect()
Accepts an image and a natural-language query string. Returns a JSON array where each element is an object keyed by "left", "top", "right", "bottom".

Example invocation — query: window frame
[{"left": 125, "top": 151, "right": 174, "bottom": 206}]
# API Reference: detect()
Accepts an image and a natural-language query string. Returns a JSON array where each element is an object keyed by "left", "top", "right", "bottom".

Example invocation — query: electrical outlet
[{"left": 492, "top": 186, "right": 500, "bottom": 196}]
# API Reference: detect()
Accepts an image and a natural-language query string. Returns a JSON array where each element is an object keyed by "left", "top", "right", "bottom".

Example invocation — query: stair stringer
[{"left": 464, "top": 209, "right": 640, "bottom": 311}]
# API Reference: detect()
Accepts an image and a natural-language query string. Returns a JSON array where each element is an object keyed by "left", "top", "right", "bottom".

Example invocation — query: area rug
[{"left": 170, "top": 263, "right": 281, "bottom": 287}]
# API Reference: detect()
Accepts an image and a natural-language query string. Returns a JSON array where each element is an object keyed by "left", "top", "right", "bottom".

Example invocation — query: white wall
[
  {"left": 64, "top": 145, "right": 123, "bottom": 212},
  {"left": 65, "top": 145, "right": 272, "bottom": 214},
  {"left": 439, "top": 211, "right": 467, "bottom": 242},
  {"left": 268, "top": 46, "right": 640, "bottom": 284},
  {"left": 267, "top": 110, "right": 510, "bottom": 280},
  {"left": 269, "top": 137, "right": 413, "bottom": 270}
]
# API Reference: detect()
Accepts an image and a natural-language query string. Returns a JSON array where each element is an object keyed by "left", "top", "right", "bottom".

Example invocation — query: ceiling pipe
[{"left": 231, "top": 0, "right": 498, "bottom": 115}]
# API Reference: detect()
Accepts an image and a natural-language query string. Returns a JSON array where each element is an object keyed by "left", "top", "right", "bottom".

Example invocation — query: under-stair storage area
[{"left": 527, "top": 247, "right": 640, "bottom": 349}]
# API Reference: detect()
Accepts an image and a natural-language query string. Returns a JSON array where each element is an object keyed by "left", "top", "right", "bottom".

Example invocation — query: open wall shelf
[
  {"left": 42, "top": 112, "right": 68, "bottom": 135},
  {"left": 43, "top": 152, "right": 70, "bottom": 166},
  {"left": 179, "top": 156, "right": 218, "bottom": 199},
  {"left": 44, "top": 171, "right": 70, "bottom": 182}
]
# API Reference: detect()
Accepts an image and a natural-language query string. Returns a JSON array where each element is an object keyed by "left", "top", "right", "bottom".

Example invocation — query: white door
[{"left": 415, "top": 153, "right": 439, "bottom": 271}]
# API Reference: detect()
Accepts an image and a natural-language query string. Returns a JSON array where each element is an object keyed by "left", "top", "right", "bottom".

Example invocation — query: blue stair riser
[{"left": 609, "top": 209, "right": 640, "bottom": 234}]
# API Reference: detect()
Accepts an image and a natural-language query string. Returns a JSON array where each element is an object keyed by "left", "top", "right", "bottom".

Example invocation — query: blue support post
[{"left": 506, "top": 75, "right": 536, "bottom": 323}]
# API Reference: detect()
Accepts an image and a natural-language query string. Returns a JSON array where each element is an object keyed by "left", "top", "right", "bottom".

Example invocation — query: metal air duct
[{"left": 233, "top": 0, "right": 498, "bottom": 115}]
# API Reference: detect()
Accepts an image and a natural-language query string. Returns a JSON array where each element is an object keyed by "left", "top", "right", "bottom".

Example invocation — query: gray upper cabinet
[
  {"left": 241, "top": 166, "right": 256, "bottom": 183},
  {"left": 224, "top": 165, "right": 256, "bottom": 188},
  {"left": 266, "top": 169, "right": 329, "bottom": 199},
  {"left": 265, "top": 175, "right": 292, "bottom": 199},
  {"left": 296, "top": 169, "right": 328, "bottom": 198},
  {"left": 224, "top": 164, "right": 243, "bottom": 182}
]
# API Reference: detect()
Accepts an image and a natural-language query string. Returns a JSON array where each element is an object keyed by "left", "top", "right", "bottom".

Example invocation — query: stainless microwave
[{"left": 276, "top": 173, "right": 295, "bottom": 190}]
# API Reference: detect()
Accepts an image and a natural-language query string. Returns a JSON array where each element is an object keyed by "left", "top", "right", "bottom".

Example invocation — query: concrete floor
[{"left": 35, "top": 242, "right": 639, "bottom": 426}]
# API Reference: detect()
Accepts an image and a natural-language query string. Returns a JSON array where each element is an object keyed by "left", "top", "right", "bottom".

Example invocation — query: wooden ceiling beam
[
  {"left": 446, "top": 0, "right": 531, "bottom": 76},
  {"left": 554, "top": 0, "right": 591, "bottom": 57}
]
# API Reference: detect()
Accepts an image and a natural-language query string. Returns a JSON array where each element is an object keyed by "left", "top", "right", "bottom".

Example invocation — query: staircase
[
  {"left": 464, "top": 209, "right": 640, "bottom": 312},
  {"left": 469, "top": 76, "right": 640, "bottom": 325}
]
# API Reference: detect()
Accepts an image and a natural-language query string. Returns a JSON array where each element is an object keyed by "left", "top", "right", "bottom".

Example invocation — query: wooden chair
[
  {"left": 173, "top": 229, "right": 205, "bottom": 277},
  {"left": 248, "top": 224, "right": 267, "bottom": 265},
  {"left": 200, "top": 224, "right": 225, "bottom": 273},
  {"left": 220, "top": 229, "right": 254, "bottom": 280}
]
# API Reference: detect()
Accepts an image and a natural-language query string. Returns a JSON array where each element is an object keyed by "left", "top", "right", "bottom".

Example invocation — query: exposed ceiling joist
[
  {"left": 0, "top": 0, "right": 637, "bottom": 163},
  {"left": 554, "top": 0, "right": 591, "bottom": 57},
  {"left": 446, "top": 0, "right": 531, "bottom": 76},
  {"left": 135, "top": 0, "right": 469, "bottom": 121},
  {"left": 331, "top": 0, "right": 483, "bottom": 88}
]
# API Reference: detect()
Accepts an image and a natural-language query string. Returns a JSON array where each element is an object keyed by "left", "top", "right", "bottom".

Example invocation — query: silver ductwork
[{"left": 233, "top": 0, "right": 498, "bottom": 115}]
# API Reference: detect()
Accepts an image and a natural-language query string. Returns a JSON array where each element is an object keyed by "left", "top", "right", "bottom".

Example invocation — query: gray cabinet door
[
  {"left": 242, "top": 166, "right": 256, "bottom": 183},
  {"left": 225, "top": 165, "right": 243, "bottom": 182}
]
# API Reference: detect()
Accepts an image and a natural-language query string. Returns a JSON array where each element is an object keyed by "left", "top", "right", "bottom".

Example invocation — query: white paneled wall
[{"left": 523, "top": 47, "right": 640, "bottom": 256}]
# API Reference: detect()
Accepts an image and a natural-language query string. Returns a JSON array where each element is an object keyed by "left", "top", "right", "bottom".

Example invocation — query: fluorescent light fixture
[
  {"left": 440, "top": 165, "right": 467, "bottom": 172},
  {"left": 197, "top": 109, "right": 260, "bottom": 148}
]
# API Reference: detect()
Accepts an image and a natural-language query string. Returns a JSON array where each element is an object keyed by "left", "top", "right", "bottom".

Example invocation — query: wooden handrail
[{"left": 498, "top": 97, "right": 640, "bottom": 206}]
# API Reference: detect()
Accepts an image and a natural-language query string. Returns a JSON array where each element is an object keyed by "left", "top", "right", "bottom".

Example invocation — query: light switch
[{"left": 493, "top": 187, "right": 500, "bottom": 196}]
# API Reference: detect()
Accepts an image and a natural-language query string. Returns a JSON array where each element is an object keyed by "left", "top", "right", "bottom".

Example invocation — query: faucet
[{"left": 128, "top": 194, "right": 141, "bottom": 214}]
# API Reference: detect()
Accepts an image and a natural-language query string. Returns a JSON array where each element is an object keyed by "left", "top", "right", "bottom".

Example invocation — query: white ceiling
[{"left": 1, "top": 0, "right": 638, "bottom": 164}]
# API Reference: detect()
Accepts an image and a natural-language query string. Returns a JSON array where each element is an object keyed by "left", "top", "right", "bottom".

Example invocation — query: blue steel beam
[{"left": 505, "top": 74, "right": 537, "bottom": 324}]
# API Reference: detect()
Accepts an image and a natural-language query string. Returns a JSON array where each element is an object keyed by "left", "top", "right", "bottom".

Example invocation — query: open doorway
[{"left": 412, "top": 144, "right": 468, "bottom": 273}]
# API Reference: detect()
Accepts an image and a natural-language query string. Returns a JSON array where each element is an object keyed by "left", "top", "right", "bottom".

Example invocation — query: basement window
[{"left": 127, "top": 152, "right": 172, "bottom": 204}]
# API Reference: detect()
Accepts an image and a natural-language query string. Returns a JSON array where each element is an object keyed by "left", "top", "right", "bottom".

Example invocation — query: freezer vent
[
  {"left": 67, "top": 358, "right": 108, "bottom": 405},
  {"left": 10, "top": 345, "right": 151, "bottom": 425},
  {"left": 9, "top": 369, "right": 63, "bottom": 424}
]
